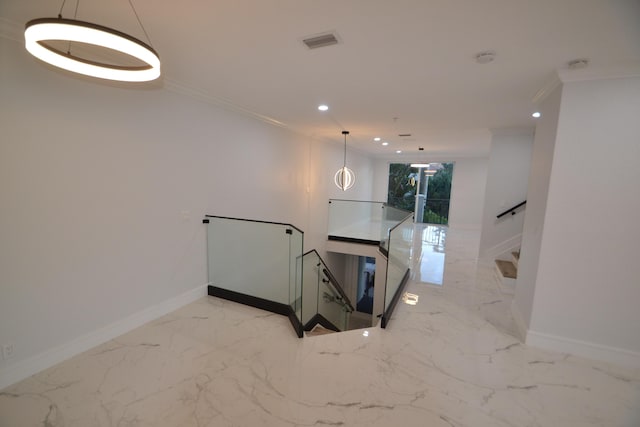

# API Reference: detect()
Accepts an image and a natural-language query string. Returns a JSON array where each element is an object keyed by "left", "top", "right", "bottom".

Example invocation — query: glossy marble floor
[{"left": 1, "top": 225, "right": 639, "bottom": 426}]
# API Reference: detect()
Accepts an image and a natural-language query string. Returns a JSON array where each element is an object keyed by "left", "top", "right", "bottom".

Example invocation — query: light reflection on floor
[{"left": 411, "top": 223, "right": 447, "bottom": 285}]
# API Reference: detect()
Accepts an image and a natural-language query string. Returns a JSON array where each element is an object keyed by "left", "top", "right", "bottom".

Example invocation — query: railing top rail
[
  {"left": 204, "top": 215, "right": 304, "bottom": 234},
  {"left": 303, "top": 249, "right": 354, "bottom": 312},
  {"left": 496, "top": 201, "right": 527, "bottom": 219}
]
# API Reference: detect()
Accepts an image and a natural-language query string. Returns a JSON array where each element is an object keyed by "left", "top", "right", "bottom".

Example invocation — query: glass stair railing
[
  {"left": 301, "top": 250, "right": 354, "bottom": 333},
  {"left": 204, "top": 209, "right": 413, "bottom": 335},
  {"left": 203, "top": 216, "right": 358, "bottom": 337},
  {"left": 381, "top": 212, "right": 414, "bottom": 328},
  {"left": 326, "top": 199, "right": 415, "bottom": 329},
  {"left": 203, "top": 215, "right": 304, "bottom": 337},
  {"left": 327, "top": 199, "right": 412, "bottom": 257}
]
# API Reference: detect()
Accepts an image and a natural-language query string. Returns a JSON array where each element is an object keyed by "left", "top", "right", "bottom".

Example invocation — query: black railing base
[
  {"left": 381, "top": 268, "right": 411, "bottom": 329},
  {"left": 208, "top": 285, "right": 303, "bottom": 338},
  {"left": 328, "top": 235, "right": 381, "bottom": 246},
  {"left": 304, "top": 313, "right": 341, "bottom": 333}
]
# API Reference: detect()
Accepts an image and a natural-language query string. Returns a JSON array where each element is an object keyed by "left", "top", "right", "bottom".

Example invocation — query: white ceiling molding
[
  {"left": 531, "top": 62, "right": 640, "bottom": 106},
  {"left": 489, "top": 127, "right": 535, "bottom": 138},
  {"left": 164, "top": 78, "right": 290, "bottom": 130},
  {"left": 557, "top": 62, "right": 640, "bottom": 83},
  {"left": 373, "top": 150, "right": 490, "bottom": 162},
  {"left": 532, "top": 73, "right": 562, "bottom": 106}
]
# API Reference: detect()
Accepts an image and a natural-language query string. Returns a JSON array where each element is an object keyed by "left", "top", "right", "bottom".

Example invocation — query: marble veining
[{"left": 1, "top": 225, "right": 639, "bottom": 426}]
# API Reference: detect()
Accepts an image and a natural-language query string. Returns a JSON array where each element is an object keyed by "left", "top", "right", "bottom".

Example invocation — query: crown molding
[
  {"left": 490, "top": 127, "right": 535, "bottom": 138},
  {"left": 163, "top": 79, "right": 290, "bottom": 130},
  {"left": 531, "top": 62, "right": 640, "bottom": 106},
  {"left": 532, "top": 72, "right": 562, "bottom": 106},
  {"left": 372, "top": 150, "right": 490, "bottom": 162},
  {"left": 557, "top": 61, "right": 640, "bottom": 83}
]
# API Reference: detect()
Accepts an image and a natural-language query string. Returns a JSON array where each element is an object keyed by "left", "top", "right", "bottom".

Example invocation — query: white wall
[
  {"left": 479, "top": 129, "right": 533, "bottom": 258},
  {"left": 525, "top": 76, "right": 640, "bottom": 366},
  {"left": 372, "top": 159, "right": 390, "bottom": 202},
  {"left": 0, "top": 37, "right": 374, "bottom": 387},
  {"left": 448, "top": 158, "right": 489, "bottom": 229},
  {"left": 513, "top": 85, "right": 562, "bottom": 335}
]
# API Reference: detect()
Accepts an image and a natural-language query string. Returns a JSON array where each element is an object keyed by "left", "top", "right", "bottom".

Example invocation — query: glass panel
[
  {"left": 206, "top": 217, "right": 291, "bottom": 304},
  {"left": 289, "top": 228, "right": 304, "bottom": 322},
  {"left": 380, "top": 205, "right": 412, "bottom": 251},
  {"left": 301, "top": 250, "right": 354, "bottom": 332},
  {"left": 384, "top": 215, "right": 414, "bottom": 314},
  {"left": 328, "top": 199, "right": 384, "bottom": 242},
  {"left": 317, "top": 266, "right": 351, "bottom": 331},
  {"left": 301, "top": 251, "right": 320, "bottom": 327}
]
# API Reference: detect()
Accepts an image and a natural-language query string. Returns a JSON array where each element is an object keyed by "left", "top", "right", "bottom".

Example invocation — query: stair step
[
  {"left": 512, "top": 251, "right": 520, "bottom": 268},
  {"left": 306, "top": 324, "right": 336, "bottom": 337},
  {"left": 494, "top": 259, "right": 517, "bottom": 295},
  {"left": 496, "top": 260, "right": 517, "bottom": 279}
]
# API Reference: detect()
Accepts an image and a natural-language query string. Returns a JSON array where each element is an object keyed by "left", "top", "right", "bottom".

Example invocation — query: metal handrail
[
  {"left": 496, "top": 201, "right": 527, "bottom": 218},
  {"left": 303, "top": 249, "right": 354, "bottom": 312}
]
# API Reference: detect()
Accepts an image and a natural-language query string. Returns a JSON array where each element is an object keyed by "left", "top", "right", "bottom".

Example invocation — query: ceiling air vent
[
  {"left": 302, "top": 32, "right": 339, "bottom": 49},
  {"left": 398, "top": 133, "right": 412, "bottom": 137}
]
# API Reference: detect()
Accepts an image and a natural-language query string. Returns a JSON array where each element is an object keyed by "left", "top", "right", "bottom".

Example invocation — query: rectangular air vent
[
  {"left": 398, "top": 133, "right": 412, "bottom": 137},
  {"left": 302, "top": 32, "right": 339, "bottom": 49}
]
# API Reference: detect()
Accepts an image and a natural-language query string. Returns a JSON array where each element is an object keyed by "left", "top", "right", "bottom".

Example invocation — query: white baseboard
[
  {"left": 510, "top": 302, "right": 528, "bottom": 342},
  {"left": 0, "top": 284, "right": 209, "bottom": 391},
  {"left": 526, "top": 330, "right": 640, "bottom": 370}
]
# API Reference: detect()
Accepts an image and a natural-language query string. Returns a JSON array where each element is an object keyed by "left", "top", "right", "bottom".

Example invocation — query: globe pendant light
[
  {"left": 334, "top": 130, "right": 355, "bottom": 191},
  {"left": 24, "top": 0, "right": 160, "bottom": 82}
]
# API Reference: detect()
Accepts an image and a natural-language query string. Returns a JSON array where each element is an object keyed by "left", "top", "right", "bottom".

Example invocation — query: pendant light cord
[
  {"left": 58, "top": 0, "right": 67, "bottom": 17},
  {"left": 343, "top": 135, "right": 346, "bottom": 168},
  {"left": 56, "top": 0, "right": 154, "bottom": 49},
  {"left": 342, "top": 131, "right": 349, "bottom": 169},
  {"left": 128, "top": 0, "right": 155, "bottom": 48}
]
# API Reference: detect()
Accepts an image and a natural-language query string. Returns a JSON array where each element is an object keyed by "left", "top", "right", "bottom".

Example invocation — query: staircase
[
  {"left": 495, "top": 251, "right": 519, "bottom": 295},
  {"left": 306, "top": 324, "right": 337, "bottom": 336}
]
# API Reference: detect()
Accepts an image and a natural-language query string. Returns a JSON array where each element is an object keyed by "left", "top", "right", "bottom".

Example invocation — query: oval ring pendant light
[
  {"left": 24, "top": 1, "right": 160, "bottom": 82},
  {"left": 334, "top": 130, "right": 356, "bottom": 191}
]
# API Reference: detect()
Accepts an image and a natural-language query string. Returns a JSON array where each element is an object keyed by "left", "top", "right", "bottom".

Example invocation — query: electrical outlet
[{"left": 2, "top": 343, "right": 15, "bottom": 360}]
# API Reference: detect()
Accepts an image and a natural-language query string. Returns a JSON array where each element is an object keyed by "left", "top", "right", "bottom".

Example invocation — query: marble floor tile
[{"left": 1, "top": 225, "right": 639, "bottom": 426}]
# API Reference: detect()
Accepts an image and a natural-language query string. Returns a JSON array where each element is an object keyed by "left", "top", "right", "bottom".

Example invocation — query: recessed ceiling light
[
  {"left": 318, "top": 104, "right": 329, "bottom": 111},
  {"left": 374, "top": 137, "right": 381, "bottom": 142},
  {"left": 396, "top": 150, "right": 402, "bottom": 154},
  {"left": 382, "top": 142, "right": 389, "bottom": 146},
  {"left": 532, "top": 112, "right": 541, "bottom": 118}
]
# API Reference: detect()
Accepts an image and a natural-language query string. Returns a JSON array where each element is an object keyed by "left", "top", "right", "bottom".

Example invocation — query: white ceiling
[{"left": 2, "top": 0, "right": 640, "bottom": 158}]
